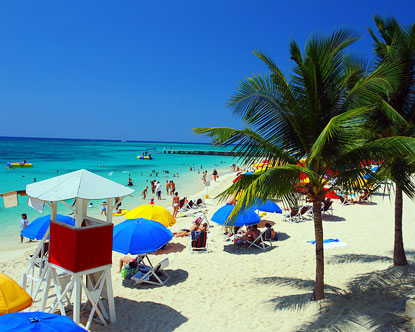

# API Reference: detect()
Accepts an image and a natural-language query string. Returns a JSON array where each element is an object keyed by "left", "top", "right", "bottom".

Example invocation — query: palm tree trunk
[
  {"left": 311, "top": 198, "right": 324, "bottom": 300},
  {"left": 394, "top": 184, "right": 407, "bottom": 266}
]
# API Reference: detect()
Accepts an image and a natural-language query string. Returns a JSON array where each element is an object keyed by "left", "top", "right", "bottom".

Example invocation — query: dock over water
[{"left": 164, "top": 150, "right": 237, "bottom": 156}]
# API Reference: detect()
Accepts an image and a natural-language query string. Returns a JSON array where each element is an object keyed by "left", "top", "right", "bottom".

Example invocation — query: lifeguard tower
[{"left": 22, "top": 169, "right": 134, "bottom": 329}]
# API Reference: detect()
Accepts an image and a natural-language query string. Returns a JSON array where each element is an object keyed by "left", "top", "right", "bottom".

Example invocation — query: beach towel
[
  {"left": 307, "top": 238, "right": 339, "bottom": 244},
  {"left": 307, "top": 238, "right": 347, "bottom": 249},
  {"left": 2, "top": 192, "right": 18, "bottom": 208},
  {"left": 28, "top": 197, "right": 45, "bottom": 213}
]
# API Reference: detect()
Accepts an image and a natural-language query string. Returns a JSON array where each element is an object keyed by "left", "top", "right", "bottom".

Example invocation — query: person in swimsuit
[
  {"left": 170, "top": 181, "right": 176, "bottom": 195},
  {"left": 166, "top": 180, "right": 170, "bottom": 195},
  {"left": 212, "top": 169, "right": 218, "bottom": 182},
  {"left": 172, "top": 192, "right": 180, "bottom": 218},
  {"left": 142, "top": 186, "right": 148, "bottom": 199},
  {"left": 101, "top": 201, "right": 107, "bottom": 216}
]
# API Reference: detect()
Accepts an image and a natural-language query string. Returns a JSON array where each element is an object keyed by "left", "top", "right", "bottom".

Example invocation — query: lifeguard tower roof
[{"left": 26, "top": 169, "right": 134, "bottom": 201}]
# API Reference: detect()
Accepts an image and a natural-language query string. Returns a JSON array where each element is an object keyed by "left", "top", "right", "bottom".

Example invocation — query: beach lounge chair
[
  {"left": 297, "top": 205, "right": 312, "bottom": 221},
  {"left": 282, "top": 208, "right": 299, "bottom": 223},
  {"left": 321, "top": 200, "right": 333, "bottom": 215},
  {"left": 338, "top": 196, "right": 352, "bottom": 205},
  {"left": 190, "top": 230, "right": 208, "bottom": 253},
  {"left": 246, "top": 229, "right": 272, "bottom": 250},
  {"left": 194, "top": 198, "right": 206, "bottom": 208},
  {"left": 178, "top": 198, "right": 189, "bottom": 212},
  {"left": 132, "top": 258, "right": 170, "bottom": 286}
]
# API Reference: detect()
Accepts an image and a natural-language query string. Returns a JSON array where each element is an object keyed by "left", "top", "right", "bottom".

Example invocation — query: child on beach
[
  {"left": 101, "top": 201, "right": 107, "bottom": 216},
  {"left": 20, "top": 213, "right": 29, "bottom": 243},
  {"left": 142, "top": 186, "right": 148, "bottom": 199}
]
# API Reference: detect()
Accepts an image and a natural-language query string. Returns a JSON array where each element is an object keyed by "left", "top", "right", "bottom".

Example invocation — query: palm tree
[
  {"left": 367, "top": 16, "right": 415, "bottom": 266},
  {"left": 195, "top": 29, "right": 415, "bottom": 300}
]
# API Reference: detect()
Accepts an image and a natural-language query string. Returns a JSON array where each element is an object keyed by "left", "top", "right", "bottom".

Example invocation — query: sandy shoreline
[{"left": 1, "top": 170, "right": 415, "bottom": 331}]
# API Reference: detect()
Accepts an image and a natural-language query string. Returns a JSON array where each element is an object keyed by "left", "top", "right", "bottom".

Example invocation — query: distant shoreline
[{"left": 0, "top": 135, "right": 237, "bottom": 146}]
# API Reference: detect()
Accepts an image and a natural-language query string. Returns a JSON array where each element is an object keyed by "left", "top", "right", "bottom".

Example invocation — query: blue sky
[{"left": 1, "top": 0, "right": 414, "bottom": 143}]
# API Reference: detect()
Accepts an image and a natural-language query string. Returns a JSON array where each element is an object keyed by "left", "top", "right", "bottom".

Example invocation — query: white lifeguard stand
[{"left": 22, "top": 169, "right": 134, "bottom": 329}]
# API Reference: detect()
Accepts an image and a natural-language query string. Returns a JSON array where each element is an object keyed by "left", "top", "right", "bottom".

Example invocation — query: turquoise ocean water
[{"left": 0, "top": 137, "right": 236, "bottom": 244}]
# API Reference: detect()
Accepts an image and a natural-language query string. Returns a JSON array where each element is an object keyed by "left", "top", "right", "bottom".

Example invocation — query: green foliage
[{"left": 195, "top": 28, "right": 415, "bottom": 218}]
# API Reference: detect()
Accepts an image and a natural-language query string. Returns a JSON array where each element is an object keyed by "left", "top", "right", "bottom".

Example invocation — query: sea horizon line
[{"left": 0, "top": 135, "right": 217, "bottom": 146}]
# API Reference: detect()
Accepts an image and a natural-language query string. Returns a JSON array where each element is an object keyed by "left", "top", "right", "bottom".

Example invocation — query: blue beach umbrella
[
  {"left": 211, "top": 204, "right": 260, "bottom": 227},
  {"left": 0, "top": 311, "right": 87, "bottom": 331},
  {"left": 113, "top": 218, "right": 173, "bottom": 255},
  {"left": 21, "top": 214, "right": 75, "bottom": 240},
  {"left": 253, "top": 200, "right": 282, "bottom": 213}
]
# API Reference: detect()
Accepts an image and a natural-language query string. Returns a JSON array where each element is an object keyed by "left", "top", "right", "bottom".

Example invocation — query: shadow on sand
[
  {"left": 276, "top": 232, "right": 290, "bottom": 241},
  {"left": 152, "top": 242, "right": 186, "bottom": 255},
  {"left": 95, "top": 298, "right": 188, "bottom": 332},
  {"left": 322, "top": 215, "right": 346, "bottom": 222},
  {"left": 253, "top": 255, "right": 415, "bottom": 331},
  {"left": 327, "top": 253, "right": 392, "bottom": 265},
  {"left": 223, "top": 243, "right": 277, "bottom": 255},
  {"left": 122, "top": 269, "right": 189, "bottom": 289}
]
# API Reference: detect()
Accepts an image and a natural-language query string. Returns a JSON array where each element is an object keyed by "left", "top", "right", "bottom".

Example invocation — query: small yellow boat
[{"left": 6, "top": 162, "right": 33, "bottom": 169}]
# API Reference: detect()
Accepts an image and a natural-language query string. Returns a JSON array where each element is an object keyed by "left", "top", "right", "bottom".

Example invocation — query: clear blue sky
[{"left": 1, "top": 0, "right": 414, "bottom": 143}]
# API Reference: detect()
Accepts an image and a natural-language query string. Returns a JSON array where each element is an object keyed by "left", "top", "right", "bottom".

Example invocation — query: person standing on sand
[
  {"left": 156, "top": 181, "right": 162, "bottom": 200},
  {"left": 101, "top": 201, "right": 107, "bottom": 216},
  {"left": 212, "top": 169, "right": 218, "bottom": 182},
  {"left": 166, "top": 180, "right": 170, "bottom": 195},
  {"left": 172, "top": 192, "right": 180, "bottom": 218},
  {"left": 20, "top": 213, "right": 30, "bottom": 243},
  {"left": 151, "top": 180, "right": 155, "bottom": 194},
  {"left": 170, "top": 181, "right": 176, "bottom": 195},
  {"left": 142, "top": 186, "right": 148, "bottom": 199}
]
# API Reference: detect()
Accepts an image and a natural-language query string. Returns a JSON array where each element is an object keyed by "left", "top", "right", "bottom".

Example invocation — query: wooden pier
[{"left": 164, "top": 150, "right": 237, "bottom": 156}]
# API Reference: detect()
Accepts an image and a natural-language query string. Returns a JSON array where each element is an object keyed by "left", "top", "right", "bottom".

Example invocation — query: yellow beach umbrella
[
  {"left": 0, "top": 274, "right": 32, "bottom": 315},
  {"left": 124, "top": 204, "right": 176, "bottom": 227},
  {"left": 353, "top": 178, "right": 373, "bottom": 188}
]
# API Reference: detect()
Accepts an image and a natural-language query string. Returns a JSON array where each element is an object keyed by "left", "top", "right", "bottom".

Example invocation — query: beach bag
[{"left": 121, "top": 267, "right": 138, "bottom": 279}]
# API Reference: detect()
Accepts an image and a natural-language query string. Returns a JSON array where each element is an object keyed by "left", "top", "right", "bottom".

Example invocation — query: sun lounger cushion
[{"left": 132, "top": 271, "right": 151, "bottom": 281}]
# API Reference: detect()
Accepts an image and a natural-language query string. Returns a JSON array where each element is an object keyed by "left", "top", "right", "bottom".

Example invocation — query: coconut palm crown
[
  {"left": 195, "top": 28, "right": 415, "bottom": 300},
  {"left": 367, "top": 15, "right": 415, "bottom": 266}
]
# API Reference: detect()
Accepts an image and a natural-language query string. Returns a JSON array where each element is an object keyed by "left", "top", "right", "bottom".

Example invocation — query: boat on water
[
  {"left": 137, "top": 156, "right": 153, "bottom": 160},
  {"left": 6, "top": 161, "right": 33, "bottom": 169}
]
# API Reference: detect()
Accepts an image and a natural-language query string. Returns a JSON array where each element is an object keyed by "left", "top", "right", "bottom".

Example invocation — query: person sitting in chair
[
  {"left": 240, "top": 224, "right": 260, "bottom": 245},
  {"left": 264, "top": 223, "right": 278, "bottom": 241},
  {"left": 118, "top": 255, "right": 141, "bottom": 273},
  {"left": 174, "top": 218, "right": 203, "bottom": 237}
]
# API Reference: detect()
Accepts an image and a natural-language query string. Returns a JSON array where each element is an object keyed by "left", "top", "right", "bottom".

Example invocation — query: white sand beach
[{"left": 1, "top": 171, "right": 415, "bottom": 331}]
